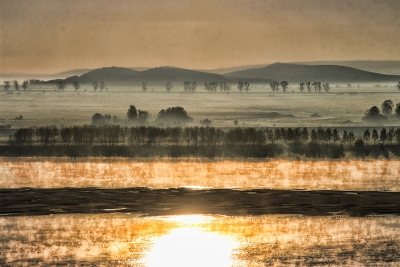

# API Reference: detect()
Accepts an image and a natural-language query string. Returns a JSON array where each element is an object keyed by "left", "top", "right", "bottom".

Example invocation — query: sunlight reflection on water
[
  {"left": 1, "top": 214, "right": 400, "bottom": 266},
  {"left": 145, "top": 227, "right": 237, "bottom": 267}
]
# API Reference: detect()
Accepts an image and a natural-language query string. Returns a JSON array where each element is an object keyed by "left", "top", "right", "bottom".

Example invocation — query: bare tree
[
  {"left": 322, "top": 83, "right": 330, "bottom": 92},
  {"left": 142, "top": 82, "right": 147, "bottom": 92},
  {"left": 219, "top": 82, "right": 224, "bottom": 92},
  {"left": 312, "top": 82, "right": 321, "bottom": 92},
  {"left": 190, "top": 82, "right": 197, "bottom": 92},
  {"left": 183, "top": 81, "right": 196, "bottom": 92},
  {"left": 269, "top": 81, "right": 279, "bottom": 92},
  {"left": 57, "top": 81, "right": 66, "bottom": 91},
  {"left": 4, "top": 81, "right": 10, "bottom": 91},
  {"left": 204, "top": 83, "right": 210, "bottom": 92},
  {"left": 184, "top": 81, "right": 191, "bottom": 92},
  {"left": 73, "top": 81, "right": 80, "bottom": 91},
  {"left": 237, "top": 81, "right": 245, "bottom": 92},
  {"left": 280, "top": 81, "right": 289, "bottom": 92},
  {"left": 223, "top": 83, "right": 231, "bottom": 94},
  {"left": 92, "top": 81, "right": 99, "bottom": 91},
  {"left": 22, "top": 80, "right": 29, "bottom": 90},
  {"left": 305, "top": 81, "right": 311, "bottom": 92},
  {"left": 244, "top": 81, "right": 250, "bottom": 92},
  {"left": 165, "top": 82, "right": 173, "bottom": 92},
  {"left": 14, "top": 80, "right": 19, "bottom": 90},
  {"left": 100, "top": 81, "right": 107, "bottom": 91},
  {"left": 299, "top": 82, "right": 305, "bottom": 92}
]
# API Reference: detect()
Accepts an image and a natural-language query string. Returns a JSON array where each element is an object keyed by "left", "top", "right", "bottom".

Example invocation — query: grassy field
[{"left": 1, "top": 83, "right": 400, "bottom": 130}]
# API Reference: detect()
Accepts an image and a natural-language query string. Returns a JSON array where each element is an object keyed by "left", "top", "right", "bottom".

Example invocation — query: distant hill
[
  {"left": 297, "top": 60, "right": 400, "bottom": 75},
  {"left": 57, "top": 69, "right": 92, "bottom": 77},
  {"left": 133, "top": 66, "right": 231, "bottom": 83},
  {"left": 224, "top": 63, "right": 400, "bottom": 83},
  {"left": 60, "top": 66, "right": 231, "bottom": 84},
  {"left": 64, "top": 67, "right": 138, "bottom": 83}
]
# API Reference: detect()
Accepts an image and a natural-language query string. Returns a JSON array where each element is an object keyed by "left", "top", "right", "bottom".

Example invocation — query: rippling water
[
  {"left": 1, "top": 158, "right": 399, "bottom": 266},
  {"left": 1, "top": 214, "right": 399, "bottom": 266},
  {"left": 1, "top": 158, "right": 400, "bottom": 190}
]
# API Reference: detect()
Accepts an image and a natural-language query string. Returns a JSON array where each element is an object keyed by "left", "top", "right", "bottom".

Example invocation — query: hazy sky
[{"left": 1, "top": 0, "right": 400, "bottom": 74}]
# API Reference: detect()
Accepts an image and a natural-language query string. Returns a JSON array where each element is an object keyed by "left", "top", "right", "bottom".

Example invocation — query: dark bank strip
[{"left": 1, "top": 188, "right": 399, "bottom": 217}]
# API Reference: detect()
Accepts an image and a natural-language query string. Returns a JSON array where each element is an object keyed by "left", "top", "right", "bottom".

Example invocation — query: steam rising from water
[
  {"left": 1, "top": 214, "right": 399, "bottom": 266},
  {"left": 1, "top": 158, "right": 399, "bottom": 190}
]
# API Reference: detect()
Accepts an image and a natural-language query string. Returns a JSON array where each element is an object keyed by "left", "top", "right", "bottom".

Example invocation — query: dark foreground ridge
[{"left": 1, "top": 188, "right": 399, "bottom": 217}]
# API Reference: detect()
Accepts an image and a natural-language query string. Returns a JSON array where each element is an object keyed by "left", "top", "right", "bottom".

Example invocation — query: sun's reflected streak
[{"left": 144, "top": 215, "right": 237, "bottom": 267}]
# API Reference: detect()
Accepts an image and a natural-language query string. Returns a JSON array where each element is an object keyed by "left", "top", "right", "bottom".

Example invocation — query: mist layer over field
[
  {"left": 1, "top": 158, "right": 399, "bottom": 191},
  {"left": 2, "top": 84, "right": 400, "bottom": 129}
]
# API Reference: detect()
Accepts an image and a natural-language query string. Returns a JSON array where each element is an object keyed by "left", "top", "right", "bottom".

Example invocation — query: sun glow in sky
[{"left": 145, "top": 227, "right": 237, "bottom": 267}]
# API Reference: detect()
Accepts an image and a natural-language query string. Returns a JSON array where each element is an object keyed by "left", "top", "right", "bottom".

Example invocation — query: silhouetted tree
[
  {"left": 332, "top": 129, "right": 340, "bottom": 144},
  {"left": 13, "top": 81, "right": 19, "bottom": 90},
  {"left": 395, "top": 103, "right": 400, "bottom": 119},
  {"left": 244, "top": 81, "right": 250, "bottom": 92},
  {"left": 165, "top": 82, "right": 173, "bottom": 92},
  {"left": 388, "top": 127, "right": 394, "bottom": 144},
  {"left": 60, "top": 127, "right": 73, "bottom": 145},
  {"left": 380, "top": 128, "right": 387, "bottom": 144},
  {"left": 312, "top": 82, "right": 321, "bottom": 92},
  {"left": 299, "top": 82, "right": 305, "bottom": 93},
  {"left": 309, "top": 129, "right": 317, "bottom": 142},
  {"left": 224, "top": 83, "right": 231, "bottom": 94},
  {"left": 92, "top": 113, "right": 111, "bottom": 125},
  {"left": 317, "top": 127, "right": 325, "bottom": 142},
  {"left": 363, "top": 106, "right": 387, "bottom": 122},
  {"left": 36, "top": 126, "right": 59, "bottom": 146},
  {"left": 73, "top": 81, "right": 80, "bottom": 91},
  {"left": 22, "top": 80, "right": 29, "bottom": 90},
  {"left": 395, "top": 128, "right": 400, "bottom": 144},
  {"left": 56, "top": 81, "right": 66, "bottom": 91},
  {"left": 301, "top": 127, "right": 309, "bottom": 142},
  {"left": 100, "top": 81, "right": 107, "bottom": 91},
  {"left": 280, "top": 81, "right": 289, "bottom": 92},
  {"left": 372, "top": 129, "right": 379, "bottom": 144},
  {"left": 157, "top": 107, "right": 193, "bottom": 126},
  {"left": 363, "top": 129, "right": 371, "bottom": 144},
  {"left": 381, "top": 100, "right": 394, "bottom": 117},
  {"left": 342, "top": 130, "right": 348, "bottom": 144},
  {"left": 397, "top": 81, "right": 400, "bottom": 91},
  {"left": 325, "top": 128, "right": 333, "bottom": 143},
  {"left": 13, "top": 128, "right": 34, "bottom": 145},
  {"left": 322, "top": 83, "right": 330, "bottom": 92},
  {"left": 348, "top": 131, "right": 355, "bottom": 144},
  {"left": 237, "top": 81, "right": 245, "bottom": 92},
  {"left": 3, "top": 81, "right": 10, "bottom": 91},
  {"left": 127, "top": 105, "right": 138, "bottom": 122},
  {"left": 92, "top": 81, "right": 99, "bottom": 91},
  {"left": 142, "top": 82, "right": 147, "bottom": 92},
  {"left": 305, "top": 81, "right": 311, "bottom": 92},
  {"left": 138, "top": 110, "right": 149, "bottom": 125},
  {"left": 190, "top": 82, "right": 197, "bottom": 92},
  {"left": 183, "top": 81, "right": 191, "bottom": 92},
  {"left": 269, "top": 81, "right": 279, "bottom": 92}
]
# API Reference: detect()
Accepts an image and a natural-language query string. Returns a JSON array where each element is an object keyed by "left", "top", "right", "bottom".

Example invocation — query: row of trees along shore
[
  {"left": 5, "top": 80, "right": 400, "bottom": 92},
  {"left": 5, "top": 126, "right": 400, "bottom": 158}
]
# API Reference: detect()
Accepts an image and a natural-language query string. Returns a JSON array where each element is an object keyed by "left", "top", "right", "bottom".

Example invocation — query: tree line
[
  {"left": 5, "top": 80, "right": 399, "bottom": 93},
  {"left": 6, "top": 125, "right": 400, "bottom": 158}
]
